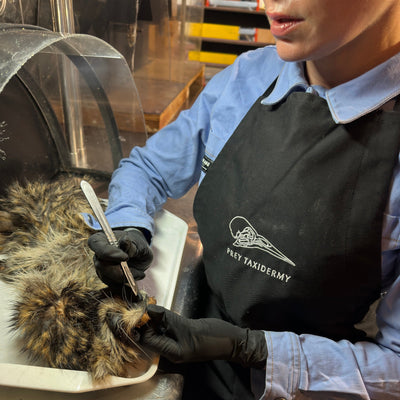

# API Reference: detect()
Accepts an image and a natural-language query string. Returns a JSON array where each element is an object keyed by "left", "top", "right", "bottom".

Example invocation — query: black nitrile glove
[
  {"left": 88, "top": 228, "right": 153, "bottom": 288},
  {"left": 140, "top": 304, "right": 267, "bottom": 368}
]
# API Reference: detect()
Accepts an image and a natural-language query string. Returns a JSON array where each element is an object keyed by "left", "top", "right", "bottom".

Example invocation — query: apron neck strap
[{"left": 394, "top": 95, "right": 400, "bottom": 111}]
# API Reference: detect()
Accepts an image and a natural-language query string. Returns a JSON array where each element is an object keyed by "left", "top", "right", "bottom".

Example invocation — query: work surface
[
  {"left": 0, "top": 187, "right": 203, "bottom": 399},
  {"left": 0, "top": 374, "right": 183, "bottom": 400}
]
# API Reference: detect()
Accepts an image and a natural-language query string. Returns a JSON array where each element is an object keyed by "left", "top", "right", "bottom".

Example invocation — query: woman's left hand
[{"left": 139, "top": 304, "right": 267, "bottom": 368}]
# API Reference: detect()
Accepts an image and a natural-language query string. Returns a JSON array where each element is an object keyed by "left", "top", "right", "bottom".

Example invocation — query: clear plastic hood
[
  {"left": 0, "top": 23, "right": 146, "bottom": 188},
  {"left": 0, "top": 25, "right": 126, "bottom": 93}
]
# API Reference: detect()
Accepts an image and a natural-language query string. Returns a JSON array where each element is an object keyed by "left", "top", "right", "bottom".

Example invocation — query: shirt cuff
[
  {"left": 81, "top": 208, "right": 154, "bottom": 234},
  {"left": 253, "top": 331, "right": 304, "bottom": 400}
]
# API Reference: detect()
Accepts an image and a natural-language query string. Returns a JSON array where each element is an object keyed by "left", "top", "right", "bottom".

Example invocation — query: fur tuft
[{"left": 0, "top": 176, "right": 155, "bottom": 381}]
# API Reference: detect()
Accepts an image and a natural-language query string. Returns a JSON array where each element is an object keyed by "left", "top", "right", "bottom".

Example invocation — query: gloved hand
[
  {"left": 88, "top": 228, "right": 153, "bottom": 288},
  {"left": 140, "top": 304, "right": 267, "bottom": 368}
]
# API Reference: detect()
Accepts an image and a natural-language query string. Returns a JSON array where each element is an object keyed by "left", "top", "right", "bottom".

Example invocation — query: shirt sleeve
[{"left": 254, "top": 271, "right": 400, "bottom": 400}]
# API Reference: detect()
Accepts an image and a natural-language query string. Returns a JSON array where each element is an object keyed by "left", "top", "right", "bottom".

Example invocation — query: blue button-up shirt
[{"left": 85, "top": 46, "right": 400, "bottom": 399}]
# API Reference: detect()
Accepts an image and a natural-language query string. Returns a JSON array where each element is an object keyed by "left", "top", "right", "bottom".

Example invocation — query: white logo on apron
[{"left": 229, "top": 216, "right": 296, "bottom": 266}]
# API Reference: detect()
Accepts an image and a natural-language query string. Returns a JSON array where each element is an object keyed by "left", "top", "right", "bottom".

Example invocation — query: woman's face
[{"left": 263, "top": 0, "right": 400, "bottom": 63}]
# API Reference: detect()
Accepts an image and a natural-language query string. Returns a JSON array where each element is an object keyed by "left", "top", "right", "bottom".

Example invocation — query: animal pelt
[{"left": 0, "top": 176, "right": 155, "bottom": 381}]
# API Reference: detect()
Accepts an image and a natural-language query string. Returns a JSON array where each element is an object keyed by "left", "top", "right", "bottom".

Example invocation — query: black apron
[{"left": 189, "top": 82, "right": 400, "bottom": 399}]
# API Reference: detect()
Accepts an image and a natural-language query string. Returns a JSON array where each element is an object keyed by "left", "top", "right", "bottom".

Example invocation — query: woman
[{"left": 87, "top": 1, "right": 400, "bottom": 398}]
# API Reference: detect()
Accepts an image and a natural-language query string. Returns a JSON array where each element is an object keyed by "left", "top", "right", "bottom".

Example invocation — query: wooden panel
[{"left": 135, "top": 60, "right": 205, "bottom": 133}]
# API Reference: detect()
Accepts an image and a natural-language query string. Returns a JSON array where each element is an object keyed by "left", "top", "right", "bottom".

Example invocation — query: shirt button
[{"left": 306, "top": 86, "right": 317, "bottom": 94}]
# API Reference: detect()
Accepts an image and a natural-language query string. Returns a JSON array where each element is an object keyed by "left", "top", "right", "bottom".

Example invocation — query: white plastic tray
[{"left": 0, "top": 209, "right": 188, "bottom": 393}]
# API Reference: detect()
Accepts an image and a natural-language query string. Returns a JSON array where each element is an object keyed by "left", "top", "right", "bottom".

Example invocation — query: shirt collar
[{"left": 261, "top": 52, "right": 400, "bottom": 124}]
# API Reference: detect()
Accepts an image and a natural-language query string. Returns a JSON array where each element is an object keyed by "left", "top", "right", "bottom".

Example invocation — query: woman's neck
[{"left": 306, "top": 20, "right": 400, "bottom": 88}]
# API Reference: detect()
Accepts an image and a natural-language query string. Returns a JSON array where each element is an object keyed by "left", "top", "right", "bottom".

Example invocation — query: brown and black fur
[{"left": 0, "top": 176, "right": 155, "bottom": 381}]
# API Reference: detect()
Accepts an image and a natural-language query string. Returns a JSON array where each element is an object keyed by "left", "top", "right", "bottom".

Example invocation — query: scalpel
[{"left": 80, "top": 180, "right": 139, "bottom": 296}]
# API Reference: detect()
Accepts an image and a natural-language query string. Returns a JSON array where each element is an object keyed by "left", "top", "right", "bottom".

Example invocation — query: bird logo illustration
[{"left": 229, "top": 216, "right": 295, "bottom": 266}]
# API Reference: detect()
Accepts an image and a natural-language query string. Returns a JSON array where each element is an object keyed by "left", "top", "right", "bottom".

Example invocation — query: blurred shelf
[
  {"left": 204, "top": 6, "right": 269, "bottom": 28},
  {"left": 197, "top": 4, "right": 272, "bottom": 65},
  {"left": 201, "top": 36, "right": 270, "bottom": 55}
]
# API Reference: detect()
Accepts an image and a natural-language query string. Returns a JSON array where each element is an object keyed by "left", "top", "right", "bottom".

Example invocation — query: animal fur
[{"left": 0, "top": 176, "right": 155, "bottom": 381}]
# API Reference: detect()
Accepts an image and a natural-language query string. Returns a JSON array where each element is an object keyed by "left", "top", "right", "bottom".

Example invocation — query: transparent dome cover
[{"left": 0, "top": 23, "right": 146, "bottom": 182}]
